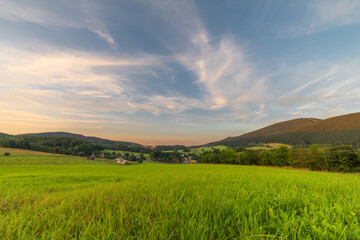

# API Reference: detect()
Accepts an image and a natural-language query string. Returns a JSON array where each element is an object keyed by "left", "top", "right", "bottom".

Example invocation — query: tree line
[
  {"left": 0, "top": 136, "right": 104, "bottom": 157},
  {"left": 199, "top": 145, "right": 360, "bottom": 172},
  {"left": 150, "top": 150, "right": 198, "bottom": 163}
]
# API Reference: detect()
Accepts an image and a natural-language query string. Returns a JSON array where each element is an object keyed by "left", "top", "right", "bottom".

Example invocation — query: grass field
[
  {"left": 1, "top": 147, "right": 360, "bottom": 239},
  {"left": 0, "top": 147, "right": 115, "bottom": 165},
  {"left": 246, "top": 143, "right": 293, "bottom": 151}
]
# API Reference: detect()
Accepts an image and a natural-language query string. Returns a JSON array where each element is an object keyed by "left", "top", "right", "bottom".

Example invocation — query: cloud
[
  {"left": 0, "top": 43, "right": 206, "bottom": 127},
  {"left": 269, "top": 59, "right": 360, "bottom": 119},
  {"left": 0, "top": 0, "right": 115, "bottom": 47},
  {"left": 287, "top": 0, "right": 360, "bottom": 37},
  {"left": 0, "top": 45, "right": 160, "bottom": 123},
  {"left": 280, "top": 67, "right": 338, "bottom": 98},
  {"left": 146, "top": 0, "right": 266, "bottom": 112},
  {"left": 178, "top": 38, "right": 261, "bottom": 109},
  {"left": 0, "top": 0, "right": 269, "bottom": 131},
  {"left": 255, "top": 0, "right": 360, "bottom": 39},
  {"left": 309, "top": 0, "right": 360, "bottom": 30},
  {"left": 0, "top": 46, "right": 154, "bottom": 96}
]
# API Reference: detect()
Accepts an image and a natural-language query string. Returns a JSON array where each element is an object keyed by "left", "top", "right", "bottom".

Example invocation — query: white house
[{"left": 114, "top": 157, "right": 130, "bottom": 165}]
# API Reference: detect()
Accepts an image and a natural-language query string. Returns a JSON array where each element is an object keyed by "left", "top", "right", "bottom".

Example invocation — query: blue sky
[{"left": 1, "top": 0, "right": 360, "bottom": 145}]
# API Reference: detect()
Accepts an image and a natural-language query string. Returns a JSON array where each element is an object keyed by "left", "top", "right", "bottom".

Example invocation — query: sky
[{"left": 1, "top": 0, "right": 360, "bottom": 146}]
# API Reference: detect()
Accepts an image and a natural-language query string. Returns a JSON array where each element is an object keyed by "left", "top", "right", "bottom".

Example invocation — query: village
[{"left": 88, "top": 151, "right": 198, "bottom": 165}]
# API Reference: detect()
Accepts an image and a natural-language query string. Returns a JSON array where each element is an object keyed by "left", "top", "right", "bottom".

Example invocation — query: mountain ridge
[
  {"left": 205, "top": 112, "right": 360, "bottom": 147},
  {"left": 0, "top": 131, "right": 141, "bottom": 147}
]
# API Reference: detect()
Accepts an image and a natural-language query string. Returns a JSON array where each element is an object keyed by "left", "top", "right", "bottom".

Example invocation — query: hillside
[
  {"left": 8, "top": 132, "right": 141, "bottom": 147},
  {"left": 206, "top": 112, "right": 360, "bottom": 148},
  {"left": 237, "top": 118, "right": 321, "bottom": 138},
  {"left": 286, "top": 112, "right": 360, "bottom": 133}
]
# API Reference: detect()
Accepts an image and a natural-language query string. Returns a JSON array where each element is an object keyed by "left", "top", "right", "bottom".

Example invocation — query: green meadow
[
  {"left": 162, "top": 145, "right": 228, "bottom": 154},
  {"left": 1, "top": 147, "right": 360, "bottom": 239}
]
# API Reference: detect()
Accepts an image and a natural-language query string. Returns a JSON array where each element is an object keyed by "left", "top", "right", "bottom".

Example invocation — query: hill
[
  {"left": 7, "top": 132, "right": 141, "bottom": 147},
  {"left": 206, "top": 112, "right": 360, "bottom": 148},
  {"left": 236, "top": 118, "right": 321, "bottom": 138},
  {"left": 286, "top": 112, "right": 360, "bottom": 133},
  {"left": 0, "top": 133, "right": 12, "bottom": 138}
]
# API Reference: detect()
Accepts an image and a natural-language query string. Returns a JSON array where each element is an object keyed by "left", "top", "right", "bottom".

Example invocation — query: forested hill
[
  {"left": 206, "top": 112, "right": 360, "bottom": 148},
  {"left": 0, "top": 133, "right": 12, "bottom": 138},
  {"left": 2, "top": 132, "right": 141, "bottom": 147}
]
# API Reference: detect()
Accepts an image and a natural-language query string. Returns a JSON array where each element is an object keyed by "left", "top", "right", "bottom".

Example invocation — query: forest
[{"left": 215, "top": 129, "right": 360, "bottom": 148}]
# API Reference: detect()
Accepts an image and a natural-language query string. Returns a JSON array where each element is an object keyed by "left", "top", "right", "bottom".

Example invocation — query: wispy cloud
[
  {"left": 308, "top": 0, "right": 360, "bottom": 31},
  {"left": 270, "top": 59, "right": 360, "bottom": 119},
  {"left": 256, "top": 0, "right": 360, "bottom": 38},
  {"left": 0, "top": 0, "right": 115, "bottom": 47},
  {"left": 177, "top": 37, "right": 265, "bottom": 111},
  {"left": 145, "top": 0, "right": 266, "bottom": 112}
]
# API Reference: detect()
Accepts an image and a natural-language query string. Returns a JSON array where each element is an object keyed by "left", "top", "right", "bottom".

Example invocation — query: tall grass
[{"left": 1, "top": 148, "right": 360, "bottom": 239}]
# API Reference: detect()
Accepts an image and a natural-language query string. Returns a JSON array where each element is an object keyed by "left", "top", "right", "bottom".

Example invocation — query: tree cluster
[
  {"left": 112, "top": 144, "right": 152, "bottom": 154},
  {"left": 154, "top": 145, "right": 190, "bottom": 152},
  {"left": 199, "top": 145, "right": 360, "bottom": 172},
  {"left": 150, "top": 151, "right": 198, "bottom": 163}
]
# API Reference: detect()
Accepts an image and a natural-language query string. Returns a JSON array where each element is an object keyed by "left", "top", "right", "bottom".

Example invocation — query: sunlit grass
[{"left": 1, "top": 147, "right": 360, "bottom": 239}]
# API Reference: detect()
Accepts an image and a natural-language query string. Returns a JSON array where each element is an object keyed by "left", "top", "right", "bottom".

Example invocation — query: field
[
  {"left": 246, "top": 143, "right": 293, "bottom": 151},
  {"left": 1, "top": 147, "right": 360, "bottom": 239},
  {"left": 0, "top": 147, "right": 115, "bottom": 165}
]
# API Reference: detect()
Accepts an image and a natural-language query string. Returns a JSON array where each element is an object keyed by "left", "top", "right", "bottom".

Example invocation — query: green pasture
[
  {"left": 245, "top": 143, "right": 293, "bottom": 151},
  {"left": 1, "top": 147, "right": 360, "bottom": 239},
  {"left": 162, "top": 145, "right": 228, "bottom": 154},
  {"left": 0, "top": 147, "right": 114, "bottom": 165},
  {"left": 191, "top": 145, "right": 228, "bottom": 153}
]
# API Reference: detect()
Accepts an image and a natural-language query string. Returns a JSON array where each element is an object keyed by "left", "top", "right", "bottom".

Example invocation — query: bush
[{"left": 4, "top": 152, "right": 10, "bottom": 156}]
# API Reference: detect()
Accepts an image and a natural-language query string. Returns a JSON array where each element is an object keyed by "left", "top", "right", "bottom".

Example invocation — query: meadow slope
[{"left": 1, "top": 148, "right": 360, "bottom": 239}]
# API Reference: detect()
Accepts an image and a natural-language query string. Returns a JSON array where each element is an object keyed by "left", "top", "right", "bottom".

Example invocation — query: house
[
  {"left": 114, "top": 157, "right": 130, "bottom": 165},
  {"left": 99, "top": 154, "right": 105, "bottom": 158},
  {"left": 183, "top": 157, "right": 197, "bottom": 164},
  {"left": 88, "top": 154, "right": 95, "bottom": 160}
]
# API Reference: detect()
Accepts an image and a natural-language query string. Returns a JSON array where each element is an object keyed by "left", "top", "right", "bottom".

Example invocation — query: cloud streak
[{"left": 0, "top": 0, "right": 115, "bottom": 47}]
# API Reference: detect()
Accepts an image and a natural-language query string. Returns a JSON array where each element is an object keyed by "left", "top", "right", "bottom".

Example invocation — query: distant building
[
  {"left": 114, "top": 157, "right": 130, "bottom": 165},
  {"left": 183, "top": 157, "right": 197, "bottom": 164},
  {"left": 88, "top": 154, "right": 95, "bottom": 160},
  {"left": 99, "top": 154, "right": 105, "bottom": 158}
]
